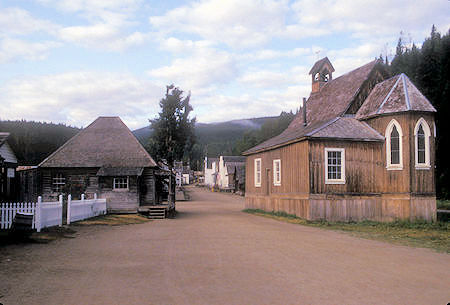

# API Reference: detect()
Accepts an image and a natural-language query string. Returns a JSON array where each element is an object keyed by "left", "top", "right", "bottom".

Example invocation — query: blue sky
[{"left": 1, "top": 0, "right": 449, "bottom": 130}]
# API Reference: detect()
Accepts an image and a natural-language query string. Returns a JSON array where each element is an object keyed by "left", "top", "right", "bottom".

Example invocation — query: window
[
  {"left": 52, "top": 173, "right": 65, "bottom": 192},
  {"left": 113, "top": 177, "right": 128, "bottom": 190},
  {"left": 273, "top": 159, "right": 281, "bottom": 186},
  {"left": 414, "top": 118, "right": 431, "bottom": 169},
  {"left": 325, "top": 148, "right": 345, "bottom": 184},
  {"left": 385, "top": 119, "right": 403, "bottom": 170},
  {"left": 254, "top": 158, "right": 261, "bottom": 187}
]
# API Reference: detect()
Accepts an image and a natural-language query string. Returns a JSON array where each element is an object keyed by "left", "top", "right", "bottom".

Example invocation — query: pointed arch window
[
  {"left": 385, "top": 119, "right": 403, "bottom": 170},
  {"left": 414, "top": 118, "right": 431, "bottom": 169}
]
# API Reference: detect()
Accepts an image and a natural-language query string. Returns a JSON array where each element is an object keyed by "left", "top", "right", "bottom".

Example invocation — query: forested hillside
[
  {"left": 0, "top": 120, "right": 80, "bottom": 165},
  {"left": 389, "top": 26, "right": 450, "bottom": 198}
]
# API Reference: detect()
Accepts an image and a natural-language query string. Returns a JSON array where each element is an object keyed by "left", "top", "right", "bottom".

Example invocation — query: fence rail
[
  {"left": 67, "top": 194, "right": 107, "bottom": 224},
  {"left": 1, "top": 193, "right": 106, "bottom": 231}
]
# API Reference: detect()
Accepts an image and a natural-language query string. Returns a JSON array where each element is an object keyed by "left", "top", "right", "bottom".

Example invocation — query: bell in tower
[{"left": 309, "top": 57, "right": 335, "bottom": 93}]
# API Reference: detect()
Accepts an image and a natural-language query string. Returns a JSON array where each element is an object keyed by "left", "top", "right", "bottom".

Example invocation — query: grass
[
  {"left": 73, "top": 214, "right": 150, "bottom": 226},
  {"left": 437, "top": 199, "right": 450, "bottom": 210},
  {"left": 243, "top": 209, "right": 450, "bottom": 253}
]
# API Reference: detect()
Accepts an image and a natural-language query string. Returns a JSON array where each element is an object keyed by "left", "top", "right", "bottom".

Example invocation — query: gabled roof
[
  {"left": 356, "top": 73, "right": 437, "bottom": 119},
  {"left": 206, "top": 157, "right": 219, "bottom": 169},
  {"left": 39, "top": 117, "right": 157, "bottom": 168},
  {"left": 309, "top": 57, "right": 335, "bottom": 75},
  {"left": 244, "top": 60, "right": 381, "bottom": 155}
]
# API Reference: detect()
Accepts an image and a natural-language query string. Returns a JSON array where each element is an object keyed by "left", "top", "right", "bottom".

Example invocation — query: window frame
[
  {"left": 414, "top": 118, "right": 431, "bottom": 169},
  {"left": 324, "top": 148, "right": 345, "bottom": 185},
  {"left": 113, "top": 177, "right": 129, "bottom": 190},
  {"left": 385, "top": 119, "right": 403, "bottom": 170},
  {"left": 52, "top": 173, "right": 65, "bottom": 193},
  {"left": 273, "top": 159, "right": 281, "bottom": 186},
  {"left": 254, "top": 158, "right": 262, "bottom": 187}
]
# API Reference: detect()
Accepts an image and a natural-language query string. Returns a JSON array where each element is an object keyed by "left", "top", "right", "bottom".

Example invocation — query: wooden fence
[
  {"left": 67, "top": 194, "right": 107, "bottom": 224},
  {"left": 1, "top": 196, "right": 63, "bottom": 232},
  {"left": 1, "top": 193, "right": 107, "bottom": 231}
]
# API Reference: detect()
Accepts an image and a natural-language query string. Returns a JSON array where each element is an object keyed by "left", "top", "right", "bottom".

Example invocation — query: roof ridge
[
  {"left": 306, "top": 117, "right": 340, "bottom": 137},
  {"left": 376, "top": 74, "right": 402, "bottom": 114},
  {"left": 401, "top": 73, "right": 411, "bottom": 110}
]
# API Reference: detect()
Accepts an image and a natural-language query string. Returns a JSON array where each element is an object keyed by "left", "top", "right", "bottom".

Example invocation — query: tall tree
[{"left": 148, "top": 85, "right": 196, "bottom": 168}]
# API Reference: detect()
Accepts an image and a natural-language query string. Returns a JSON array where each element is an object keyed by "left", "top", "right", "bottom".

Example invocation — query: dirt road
[{"left": 1, "top": 187, "right": 449, "bottom": 304}]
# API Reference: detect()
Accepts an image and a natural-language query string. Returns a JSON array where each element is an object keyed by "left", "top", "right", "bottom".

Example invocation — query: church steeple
[{"left": 309, "top": 57, "right": 335, "bottom": 93}]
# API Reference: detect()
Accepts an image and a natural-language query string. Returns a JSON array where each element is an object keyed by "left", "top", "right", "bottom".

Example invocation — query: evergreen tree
[{"left": 148, "top": 85, "right": 196, "bottom": 168}]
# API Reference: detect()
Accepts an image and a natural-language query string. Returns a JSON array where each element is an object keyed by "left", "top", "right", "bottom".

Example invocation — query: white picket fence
[
  {"left": 1, "top": 193, "right": 107, "bottom": 231},
  {"left": 0, "top": 196, "right": 63, "bottom": 232},
  {"left": 67, "top": 194, "right": 107, "bottom": 224}
]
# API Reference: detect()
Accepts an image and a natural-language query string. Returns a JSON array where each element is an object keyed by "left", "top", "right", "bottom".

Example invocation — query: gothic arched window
[
  {"left": 414, "top": 118, "right": 431, "bottom": 169},
  {"left": 385, "top": 119, "right": 403, "bottom": 170}
]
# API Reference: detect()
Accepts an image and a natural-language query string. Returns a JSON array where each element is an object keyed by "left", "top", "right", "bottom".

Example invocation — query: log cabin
[
  {"left": 19, "top": 117, "right": 172, "bottom": 213},
  {"left": 243, "top": 57, "right": 437, "bottom": 222}
]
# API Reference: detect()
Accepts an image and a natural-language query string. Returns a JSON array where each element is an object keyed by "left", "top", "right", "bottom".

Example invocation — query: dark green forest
[{"left": 0, "top": 120, "right": 79, "bottom": 165}]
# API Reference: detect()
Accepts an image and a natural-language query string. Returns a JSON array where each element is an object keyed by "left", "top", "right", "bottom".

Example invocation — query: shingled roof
[
  {"left": 356, "top": 73, "right": 437, "bottom": 119},
  {"left": 39, "top": 117, "right": 157, "bottom": 168},
  {"left": 244, "top": 60, "right": 382, "bottom": 155}
]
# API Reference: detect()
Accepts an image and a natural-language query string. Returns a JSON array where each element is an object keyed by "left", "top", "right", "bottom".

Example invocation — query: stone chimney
[{"left": 309, "top": 57, "right": 335, "bottom": 94}]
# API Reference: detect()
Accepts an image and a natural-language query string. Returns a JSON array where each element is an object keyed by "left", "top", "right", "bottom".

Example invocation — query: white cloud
[
  {"left": 149, "top": 0, "right": 289, "bottom": 48},
  {"left": 0, "top": 38, "right": 61, "bottom": 63},
  {"left": 58, "top": 24, "right": 148, "bottom": 51},
  {"left": 0, "top": 72, "right": 164, "bottom": 129},
  {"left": 291, "top": 0, "right": 450, "bottom": 42},
  {"left": 0, "top": 7, "right": 59, "bottom": 37},
  {"left": 148, "top": 48, "right": 238, "bottom": 90}
]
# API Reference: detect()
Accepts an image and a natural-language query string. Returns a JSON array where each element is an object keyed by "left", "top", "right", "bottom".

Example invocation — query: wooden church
[{"left": 243, "top": 57, "right": 437, "bottom": 222}]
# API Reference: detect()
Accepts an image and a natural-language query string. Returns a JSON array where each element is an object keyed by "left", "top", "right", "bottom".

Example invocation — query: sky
[{"left": 0, "top": 0, "right": 449, "bottom": 130}]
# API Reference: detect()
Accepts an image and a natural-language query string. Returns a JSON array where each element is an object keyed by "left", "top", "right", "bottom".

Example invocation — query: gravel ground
[{"left": 0, "top": 187, "right": 449, "bottom": 305}]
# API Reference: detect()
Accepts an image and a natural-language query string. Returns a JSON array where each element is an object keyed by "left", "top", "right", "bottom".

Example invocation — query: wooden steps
[{"left": 138, "top": 205, "right": 167, "bottom": 219}]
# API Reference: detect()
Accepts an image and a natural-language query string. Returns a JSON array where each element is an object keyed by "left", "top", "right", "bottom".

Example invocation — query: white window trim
[
  {"left": 325, "top": 148, "right": 345, "bottom": 184},
  {"left": 113, "top": 177, "right": 129, "bottom": 190},
  {"left": 385, "top": 119, "right": 403, "bottom": 170},
  {"left": 414, "top": 117, "right": 431, "bottom": 169},
  {"left": 254, "top": 158, "right": 261, "bottom": 187},
  {"left": 273, "top": 159, "right": 281, "bottom": 186},
  {"left": 52, "top": 173, "right": 65, "bottom": 192}
]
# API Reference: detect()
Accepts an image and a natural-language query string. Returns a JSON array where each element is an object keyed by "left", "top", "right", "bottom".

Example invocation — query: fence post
[
  {"left": 67, "top": 194, "right": 72, "bottom": 225},
  {"left": 36, "top": 196, "right": 42, "bottom": 233},
  {"left": 58, "top": 195, "right": 63, "bottom": 227}
]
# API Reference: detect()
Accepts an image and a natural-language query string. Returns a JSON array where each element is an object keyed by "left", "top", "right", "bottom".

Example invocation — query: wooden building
[
  {"left": 19, "top": 117, "right": 172, "bottom": 213},
  {"left": 0, "top": 132, "right": 18, "bottom": 201},
  {"left": 243, "top": 58, "right": 437, "bottom": 222},
  {"left": 217, "top": 156, "right": 246, "bottom": 191}
]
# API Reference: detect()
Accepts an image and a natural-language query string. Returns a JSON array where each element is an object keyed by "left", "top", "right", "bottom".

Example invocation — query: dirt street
[{"left": 1, "top": 187, "right": 449, "bottom": 305}]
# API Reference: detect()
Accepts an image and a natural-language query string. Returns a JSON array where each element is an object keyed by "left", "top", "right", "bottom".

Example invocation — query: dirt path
[{"left": 1, "top": 187, "right": 449, "bottom": 305}]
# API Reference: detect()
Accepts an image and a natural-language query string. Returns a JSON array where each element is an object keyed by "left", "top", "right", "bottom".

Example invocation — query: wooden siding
[
  {"left": 309, "top": 140, "right": 382, "bottom": 194},
  {"left": 99, "top": 176, "right": 139, "bottom": 213},
  {"left": 245, "top": 112, "right": 436, "bottom": 222},
  {"left": 245, "top": 194, "right": 436, "bottom": 221},
  {"left": 364, "top": 113, "right": 435, "bottom": 195},
  {"left": 37, "top": 167, "right": 158, "bottom": 213},
  {"left": 245, "top": 141, "right": 309, "bottom": 197}
]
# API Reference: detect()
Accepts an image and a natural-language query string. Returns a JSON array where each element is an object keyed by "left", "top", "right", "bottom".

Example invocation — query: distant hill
[
  {"left": 0, "top": 120, "right": 80, "bottom": 165},
  {"left": 133, "top": 116, "right": 278, "bottom": 150}
]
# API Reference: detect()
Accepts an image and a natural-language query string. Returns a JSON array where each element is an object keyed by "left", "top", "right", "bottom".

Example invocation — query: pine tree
[{"left": 148, "top": 85, "right": 196, "bottom": 168}]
